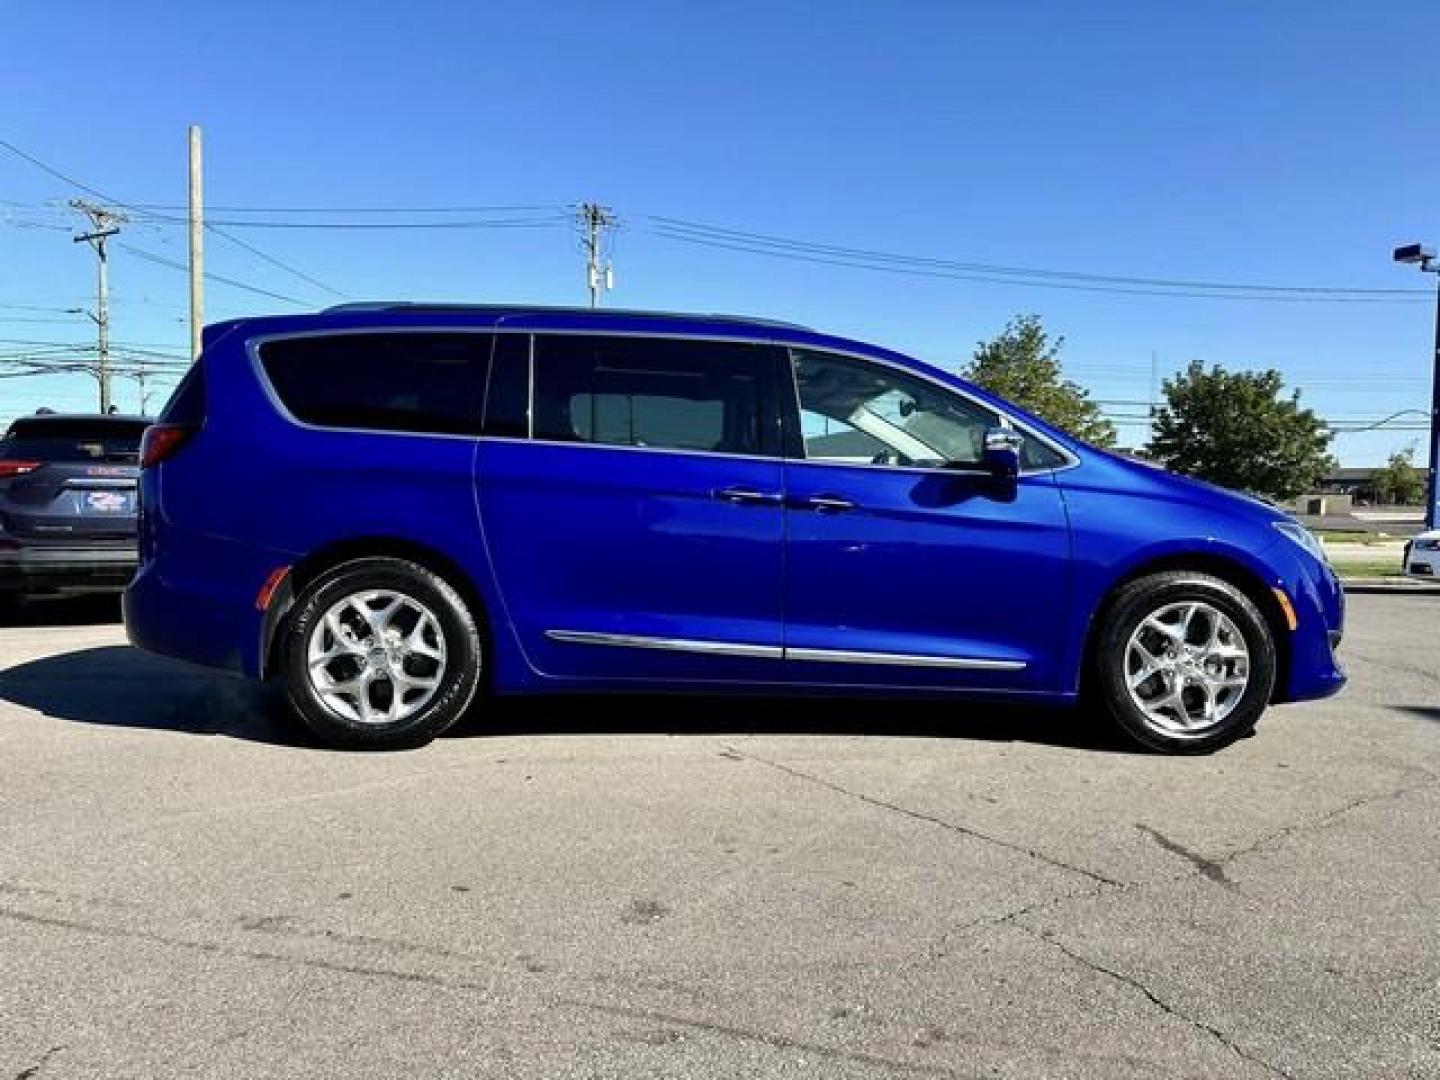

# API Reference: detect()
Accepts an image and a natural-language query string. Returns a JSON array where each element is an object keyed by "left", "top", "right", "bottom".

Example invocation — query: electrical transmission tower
[
  {"left": 70, "top": 199, "right": 127, "bottom": 412},
  {"left": 579, "top": 202, "right": 616, "bottom": 308}
]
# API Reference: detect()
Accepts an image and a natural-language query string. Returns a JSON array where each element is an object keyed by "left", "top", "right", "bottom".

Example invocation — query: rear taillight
[
  {"left": 0, "top": 460, "right": 41, "bottom": 478},
  {"left": 139, "top": 424, "right": 196, "bottom": 469}
]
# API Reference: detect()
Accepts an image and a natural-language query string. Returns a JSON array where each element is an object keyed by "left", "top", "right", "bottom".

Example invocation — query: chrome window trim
[
  {"left": 485, "top": 436, "right": 786, "bottom": 466},
  {"left": 544, "top": 630, "right": 784, "bottom": 660},
  {"left": 243, "top": 324, "right": 1080, "bottom": 474},
  {"left": 545, "top": 629, "right": 1025, "bottom": 670}
]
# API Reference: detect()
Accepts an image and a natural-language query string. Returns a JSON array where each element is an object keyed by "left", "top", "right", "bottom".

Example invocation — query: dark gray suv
[{"left": 0, "top": 413, "right": 148, "bottom": 599}]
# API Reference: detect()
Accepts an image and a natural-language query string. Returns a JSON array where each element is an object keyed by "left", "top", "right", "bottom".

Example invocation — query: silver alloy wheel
[
  {"left": 306, "top": 589, "right": 447, "bottom": 725},
  {"left": 1123, "top": 600, "right": 1251, "bottom": 737}
]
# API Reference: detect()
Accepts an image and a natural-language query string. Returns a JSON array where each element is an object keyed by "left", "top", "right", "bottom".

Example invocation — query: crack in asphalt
[
  {"left": 564, "top": 996, "right": 1221, "bottom": 1078},
  {"left": 1, "top": 891, "right": 1130, "bottom": 1079},
  {"left": 12, "top": 1046, "right": 64, "bottom": 1080},
  {"left": 563, "top": 999, "right": 981, "bottom": 1079},
  {"left": 1136, "top": 825, "right": 1237, "bottom": 891},
  {"left": 0, "top": 903, "right": 505, "bottom": 1000},
  {"left": 1221, "top": 775, "right": 1438, "bottom": 867},
  {"left": 1035, "top": 931, "right": 1292, "bottom": 1079},
  {"left": 725, "top": 746, "right": 1124, "bottom": 887}
]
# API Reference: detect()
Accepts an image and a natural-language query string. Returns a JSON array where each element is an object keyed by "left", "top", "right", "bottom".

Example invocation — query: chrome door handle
[
  {"left": 713, "top": 486, "right": 783, "bottom": 506},
  {"left": 805, "top": 495, "right": 857, "bottom": 513}
]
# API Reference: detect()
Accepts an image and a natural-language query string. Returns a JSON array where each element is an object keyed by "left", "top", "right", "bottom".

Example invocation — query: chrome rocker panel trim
[{"left": 544, "top": 630, "right": 1026, "bottom": 671}]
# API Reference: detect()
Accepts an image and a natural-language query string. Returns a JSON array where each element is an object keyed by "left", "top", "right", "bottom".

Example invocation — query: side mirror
[{"left": 983, "top": 427, "right": 1023, "bottom": 480}]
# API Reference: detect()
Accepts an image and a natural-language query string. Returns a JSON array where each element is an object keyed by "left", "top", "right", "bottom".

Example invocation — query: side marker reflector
[
  {"left": 256, "top": 566, "right": 291, "bottom": 612},
  {"left": 1271, "top": 587, "right": 1298, "bottom": 632}
]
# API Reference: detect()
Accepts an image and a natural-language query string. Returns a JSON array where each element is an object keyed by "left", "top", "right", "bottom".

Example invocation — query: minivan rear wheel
[
  {"left": 281, "top": 557, "right": 482, "bottom": 749},
  {"left": 1093, "top": 572, "right": 1276, "bottom": 754}
]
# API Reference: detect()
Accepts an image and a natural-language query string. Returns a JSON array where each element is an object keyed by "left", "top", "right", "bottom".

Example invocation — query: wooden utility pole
[
  {"left": 70, "top": 200, "right": 126, "bottom": 413},
  {"left": 579, "top": 202, "right": 615, "bottom": 308},
  {"left": 188, "top": 125, "right": 204, "bottom": 361}
]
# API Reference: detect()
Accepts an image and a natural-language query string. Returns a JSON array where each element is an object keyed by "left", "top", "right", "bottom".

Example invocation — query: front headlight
[{"left": 1274, "top": 521, "right": 1327, "bottom": 563}]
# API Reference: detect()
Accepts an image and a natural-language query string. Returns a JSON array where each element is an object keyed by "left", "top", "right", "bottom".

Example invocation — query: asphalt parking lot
[{"left": 0, "top": 594, "right": 1436, "bottom": 1079}]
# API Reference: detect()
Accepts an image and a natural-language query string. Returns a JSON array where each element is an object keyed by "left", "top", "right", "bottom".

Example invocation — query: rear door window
[
  {"left": 531, "top": 335, "right": 776, "bottom": 456},
  {"left": 258, "top": 332, "right": 493, "bottom": 435},
  {"left": 1, "top": 419, "right": 148, "bottom": 464}
]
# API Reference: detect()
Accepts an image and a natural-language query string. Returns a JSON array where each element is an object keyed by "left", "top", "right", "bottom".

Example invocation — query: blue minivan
[{"left": 125, "top": 304, "right": 1344, "bottom": 752}]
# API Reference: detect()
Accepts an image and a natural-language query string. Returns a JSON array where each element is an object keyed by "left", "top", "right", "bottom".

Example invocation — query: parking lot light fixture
[{"left": 1392, "top": 242, "right": 1440, "bottom": 529}]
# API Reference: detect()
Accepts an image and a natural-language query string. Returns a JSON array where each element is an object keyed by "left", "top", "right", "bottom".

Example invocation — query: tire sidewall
[
  {"left": 1098, "top": 574, "right": 1276, "bottom": 754},
  {"left": 283, "top": 558, "right": 481, "bottom": 749}
]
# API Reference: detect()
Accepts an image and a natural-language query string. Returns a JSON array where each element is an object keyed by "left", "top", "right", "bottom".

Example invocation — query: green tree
[
  {"left": 964, "top": 314, "right": 1116, "bottom": 447},
  {"left": 1147, "top": 360, "right": 1334, "bottom": 501},
  {"left": 1370, "top": 446, "right": 1425, "bottom": 506}
]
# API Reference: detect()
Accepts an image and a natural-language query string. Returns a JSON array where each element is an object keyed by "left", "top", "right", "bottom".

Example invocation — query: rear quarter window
[
  {"left": 258, "top": 332, "right": 493, "bottom": 436},
  {"left": 1, "top": 419, "right": 148, "bottom": 463}
]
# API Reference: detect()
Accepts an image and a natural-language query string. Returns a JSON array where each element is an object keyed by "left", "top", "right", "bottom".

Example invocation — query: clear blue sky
[{"left": 3, "top": 0, "right": 1437, "bottom": 464}]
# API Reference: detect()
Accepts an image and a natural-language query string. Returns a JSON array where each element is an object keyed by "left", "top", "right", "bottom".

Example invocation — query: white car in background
[{"left": 1403, "top": 530, "right": 1440, "bottom": 580}]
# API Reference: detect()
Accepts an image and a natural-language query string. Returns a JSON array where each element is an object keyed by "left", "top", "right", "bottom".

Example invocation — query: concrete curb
[{"left": 1341, "top": 577, "right": 1440, "bottom": 594}]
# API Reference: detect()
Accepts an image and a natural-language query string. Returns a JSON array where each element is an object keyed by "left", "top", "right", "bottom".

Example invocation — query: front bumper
[
  {"left": 1404, "top": 543, "right": 1440, "bottom": 579},
  {"left": 1265, "top": 540, "right": 1346, "bottom": 704},
  {"left": 0, "top": 545, "right": 137, "bottom": 594}
]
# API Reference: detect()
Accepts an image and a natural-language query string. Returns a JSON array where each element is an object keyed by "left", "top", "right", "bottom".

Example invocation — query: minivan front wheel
[
  {"left": 1093, "top": 572, "right": 1276, "bottom": 753},
  {"left": 281, "top": 557, "right": 482, "bottom": 749}
]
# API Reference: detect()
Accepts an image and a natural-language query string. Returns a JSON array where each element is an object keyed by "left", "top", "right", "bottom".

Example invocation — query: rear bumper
[
  {"left": 0, "top": 545, "right": 137, "bottom": 594},
  {"left": 124, "top": 528, "right": 288, "bottom": 677},
  {"left": 124, "top": 562, "right": 251, "bottom": 675}
]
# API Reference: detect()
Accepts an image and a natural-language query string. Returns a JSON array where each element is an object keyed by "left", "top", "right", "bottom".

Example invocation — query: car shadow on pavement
[
  {"left": 1391, "top": 705, "right": 1440, "bottom": 724},
  {"left": 0, "top": 643, "right": 1136, "bottom": 754},
  {"left": 0, "top": 645, "right": 303, "bottom": 748},
  {"left": 471, "top": 693, "right": 1133, "bottom": 752}
]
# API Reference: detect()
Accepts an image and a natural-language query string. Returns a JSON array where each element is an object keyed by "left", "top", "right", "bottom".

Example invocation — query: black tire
[
  {"left": 1092, "top": 571, "right": 1277, "bottom": 754},
  {"left": 280, "top": 557, "right": 483, "bottom": 749}
]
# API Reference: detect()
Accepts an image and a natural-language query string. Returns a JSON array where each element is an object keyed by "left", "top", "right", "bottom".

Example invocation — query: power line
[
  {"left": 0, "top": 302, "right": 84, "bottom": 314},
  {"left": 0, "top": 335, "right": 188, "bottom": 350},
  {"left": 118, "top": 243, "right": 311, "bottom": 307},
  {"left": 651, "top": 225, "right": 1427, "bottom": 304},
  {"left": 205, "top": 222, "right": 349, "bottom": 300},
  {"left": 653, "top": 215, "right": 1434, "bottom": 296},
  {"left": 188, "top": 215, "right": 571, "bottom": 230},
  {"left": 0, "top": 139, "right": 118, "bottom": 203},
  {"left": 3, "top": 197, "right": 572, "bottom": 230},
  {"left": 1, "top": 138, "right": 344, "bottom": 307},
  {"left": 126, "top": 202, "right": 564, "bottom": 214},
  {"left": 649, "top": 216, "right": 1433, "bottom": 302}
]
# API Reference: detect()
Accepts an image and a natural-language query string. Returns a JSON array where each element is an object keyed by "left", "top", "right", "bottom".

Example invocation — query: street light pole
[
  {"left": 1429, "top": 274, "right": 1440, "bottom": 530},
  {"left": 1393, "top": 243, "right": 1440, "bottom": 530}
]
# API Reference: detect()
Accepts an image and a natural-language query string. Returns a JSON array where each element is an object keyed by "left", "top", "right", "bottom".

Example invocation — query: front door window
[{"left": 791, "top": 349, "right": 995, "bottom": 469}]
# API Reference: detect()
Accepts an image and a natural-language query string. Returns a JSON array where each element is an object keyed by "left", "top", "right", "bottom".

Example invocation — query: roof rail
[{"left": 320, "top": 302, "right": 811, "bottom": 331}]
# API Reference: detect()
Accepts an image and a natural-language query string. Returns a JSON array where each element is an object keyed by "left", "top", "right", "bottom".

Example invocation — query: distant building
[
  {"left": 1318, "top": 467, "right": 1384, "bottom": 502},
  {"left": 1294, "top": 465, "right": 1434, "bottom": 515}
]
